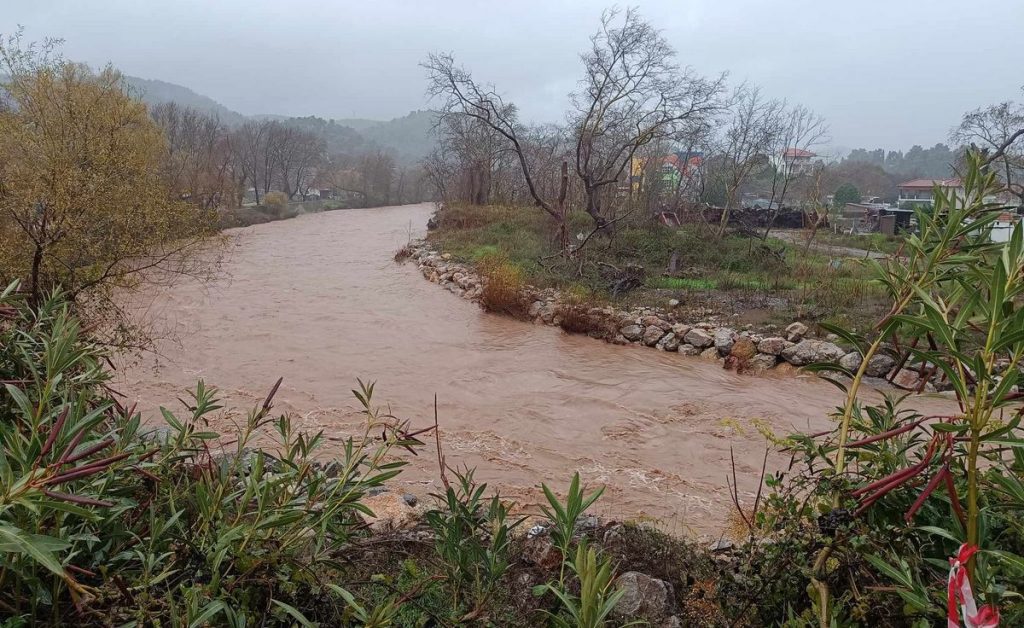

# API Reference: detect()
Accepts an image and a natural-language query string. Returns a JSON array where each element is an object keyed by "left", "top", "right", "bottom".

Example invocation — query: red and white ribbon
[{"left": 948, "top": 543, "right": 999, "bottom": 628}]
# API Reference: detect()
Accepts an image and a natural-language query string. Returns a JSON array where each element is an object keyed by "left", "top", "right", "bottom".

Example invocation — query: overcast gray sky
[{"left": 4, "top": 0, "right": 1023, "bottom": 150}]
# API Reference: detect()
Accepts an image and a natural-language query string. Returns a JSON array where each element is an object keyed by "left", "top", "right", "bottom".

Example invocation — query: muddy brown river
[{"left": 120, "top": 203, "right": 945, "bottom": 535}]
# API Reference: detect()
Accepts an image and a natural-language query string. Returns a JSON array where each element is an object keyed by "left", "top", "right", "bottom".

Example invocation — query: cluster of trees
[
  {"left": 424, "top": 8, "right": 1024, "bottom": 240},
  {"left": 842, "top": 143, "right": 959, "bottom": 181},
  {"left": 150, "top": 106, "right": 431, "bottom": 209},
  {"left": 422, "top": 8, "right": 829, "bottom": 247},
  {"left": 0, "top": 34, "right": 215, "bottom": 326}
]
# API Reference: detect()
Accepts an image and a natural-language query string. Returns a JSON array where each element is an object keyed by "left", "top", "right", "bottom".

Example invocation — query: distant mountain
[
  {"left": 122, "top": 76, "right": 247, "bottom": 126},
  {"left": 342, "top": 111, "right": 438, "bottom": 163},
  {"left": 121, "top": 75, "right": 436, "bottom": 163}
]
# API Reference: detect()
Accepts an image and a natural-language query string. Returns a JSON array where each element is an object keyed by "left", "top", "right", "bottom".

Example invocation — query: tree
[
  {"left": 572, "top": 8, "right": 724, "bottom": 228},
  {"left": 151, "top": 102, "right": 235, "bottom": 209},
  {"left": 706, "top": 85, "right": 784, "bottom": 236},
  {"left": 0, "top": 34, "right": 215, "bottom": 335},
  {"left": 423, "top": 53, "right": 570, "bottom": 249},
  {"left": 954, "top": 94, "right": 1024, "bottom": 206},
  {"left": 833, "top": 182, "right": 862, "bottom": 208},
  {"left": 760, "top": 104, "right": 828, "bottom": 239}
]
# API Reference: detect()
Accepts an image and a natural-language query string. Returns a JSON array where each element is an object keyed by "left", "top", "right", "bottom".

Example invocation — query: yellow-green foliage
[
  {"left": 0, "top": 38, "right": 215, "bottom": 309},
  {"left": 477, "top": 252, "right": 529, "bottom": 316},
  {"left": 263, "top": 191, "right": 289, "bottom": 217}
]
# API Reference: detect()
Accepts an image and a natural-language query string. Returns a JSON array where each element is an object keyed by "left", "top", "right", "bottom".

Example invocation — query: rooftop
[{"left": 897, "top": 178, "right": 962, "bottom": 189}]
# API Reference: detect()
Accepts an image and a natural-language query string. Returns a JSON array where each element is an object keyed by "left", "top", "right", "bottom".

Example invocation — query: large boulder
[
  {"left": 714, "top": 328, "right": 736, "bottom": 356},
  {"left": 730, "top": 337, "right": 757, "bottom": 361},
  {"left": 699, "top": 347, "right": 720, "bottom": 361},
  {"left": 620, "top": 324, "right": 644, "bottom": 342},
  {"left": 781, "top": 340, "right": 845, "bottom": 366},
  {"left": 785, "top": 321, "right": 809, "bottom": 342},
  {"left": 757, "top": 337, "right": 792, "bottom": 356},
  {"left": 643, "top": 325, "right": 666, "bottom": 346},
  {"left": 684, "top": 328, "right": 714, "bottom": 348},
  {"left": 612, "top": 572, "right": 675, "bottom": 623},
  {"left": 839, "top": 352, "right": 862, "bottom": 372},
  {"left": 866, "top": 354, "right": 897, "bottom": 377},
  {"left": 656, "top": 332, "right": 680, "bottom": 352},
  {"left": 678, "top": 344, "right": 700, "bottom": 356},
  {"left": 642, "top": 316, "right": 672, "bottom": 331},
  {"left": 748, "top": 353, "right": 778, "bottom": 372}
]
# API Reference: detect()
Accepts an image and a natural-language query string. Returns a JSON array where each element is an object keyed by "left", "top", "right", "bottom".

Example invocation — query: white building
[{"left": 896, "top": 178, "right": 963, "bottom": 207}]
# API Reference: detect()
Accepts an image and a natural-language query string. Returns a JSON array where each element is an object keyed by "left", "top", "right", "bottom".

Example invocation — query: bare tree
[
  {"left": 707, "top": 85, "right": 784, "bottom": 237},
  {"left": 423, "top": 52, "right": 570, "bottom": 247},
  {"left": 571, "top": 7, "right": 724, "bottom": 228},
  {"left": 232, "top": 120, "right": 270, "bottom": 205},
  {"left": 954, "top": 93, "right": 1024, "bottom": 205},
  {"left": 151, "top": 102, "right": 234, "bottom": 209},
  {"left": 761, "top": 104, "right": 828, "bottom": 239}
]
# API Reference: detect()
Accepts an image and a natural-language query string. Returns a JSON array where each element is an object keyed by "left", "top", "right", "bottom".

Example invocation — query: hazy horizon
[{"left": 5, "top": 0, "right": 1023, "bottom": 151}]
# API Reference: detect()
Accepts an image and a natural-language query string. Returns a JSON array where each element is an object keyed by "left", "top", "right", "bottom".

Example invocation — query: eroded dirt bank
[{"left": 119, "top": 203, "right": 950, "bottom": 534}]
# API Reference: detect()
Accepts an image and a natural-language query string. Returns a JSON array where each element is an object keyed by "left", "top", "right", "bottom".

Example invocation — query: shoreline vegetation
[{"left": 408, "top": 203, "right": 942, "bottom": 391}]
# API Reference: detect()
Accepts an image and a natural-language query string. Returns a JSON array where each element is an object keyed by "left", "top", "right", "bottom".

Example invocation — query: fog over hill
[{"left": 123, "top": 75, "right": 436, "bottom": 164}]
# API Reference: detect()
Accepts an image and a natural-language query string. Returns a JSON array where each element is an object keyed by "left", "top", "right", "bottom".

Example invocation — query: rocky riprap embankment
[{"left": 407, "top": 242, "right": 931, "bottom": 386}]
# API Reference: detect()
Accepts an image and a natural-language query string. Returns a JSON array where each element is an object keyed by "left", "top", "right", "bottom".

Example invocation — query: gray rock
[
  {"left": 749, "top": 353, "right": 778, "bottom": 372},
  {"left": 528, "top": 301, "right": 544, "bottom": 318},
  {"left": 668, "top": 299, "right": 680, "bottom": 307},
  {"left": 699, "top": 347, "right": 720, "bottom": 361},
  {"left": 757, "top": 337, "right": 792, "bottom": 356},
  {"left": 367, "top": 486, "right": 389, "bottom": 497},
  {"left": 781, "top": 340, "right": 845, "bottom": 366},
  {"left": 670, "top": 323, "right": 691, "bottom": 336},
  {"left": 785, "top": 321, "right": 809, "bottom": 342},
  {"left": 714, "top": 328, "right": 735, "bottom": 355},
  {"left": 839, "top": 352, "right": 862, "bottom": 372},
  {"left": 656, "top": 332, "right": 680, "bottom": 352},
  {"left": 641, "top": 316, "right": 672, "bottom": 331},
  {"left": 642, "top": 325, "right": 666, "bottom": 346},
  {"left": 684, "top": 328, "right": 714, "bottom": 348},
  {"left": 402, "top": 493, "right": 418, "bottom": 507},
  {"left": 620, "top": 324, "right": 644, "bottom": 341},
  {"left": 612, "top": 572, "right": 675, "bottom": 622},
  {"left": 678, "top": 344, "right": 700, "bottom": 356},
  {"left": 866, "top": 354, "right": 896, "bottom": 377}
]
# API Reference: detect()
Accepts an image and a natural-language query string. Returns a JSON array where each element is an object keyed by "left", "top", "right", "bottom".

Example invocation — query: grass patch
[{"left": 428, "top": 203, "right": 888, "bottom": 328}]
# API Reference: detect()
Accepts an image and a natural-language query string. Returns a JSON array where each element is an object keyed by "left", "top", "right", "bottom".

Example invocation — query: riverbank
[
  {"left": 425, "top": 203, "right": 891, "bottom": 331},
  {"left": 404, "top": 239, "right": 939, "bottom": 389}
]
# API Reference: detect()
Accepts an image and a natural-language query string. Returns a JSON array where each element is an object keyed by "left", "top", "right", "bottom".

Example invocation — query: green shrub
[{"left": 0, "top": 282, "right": 419, "bottom": 624}]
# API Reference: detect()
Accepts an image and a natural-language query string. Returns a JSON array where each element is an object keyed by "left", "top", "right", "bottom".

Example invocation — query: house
[
  {"left": 896, "top": 178, "right": 963, "bottom": 207},
  {"left": 781, "top": 147, "right": 819, "bottom": 175},
  {"left": 991, "top": 212, "right": 1021, "bottom": 244},
  {"left": 630, "top": 151, "right": 703, "bottom": 195}
]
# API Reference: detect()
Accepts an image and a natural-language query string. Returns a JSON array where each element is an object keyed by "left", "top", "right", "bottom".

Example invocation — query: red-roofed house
[
  {"left": 897, "top": 178, "right": 963, "bottom": 207},
  {"left": 781, "top": 147, "right": 819, "bottom": 175}
]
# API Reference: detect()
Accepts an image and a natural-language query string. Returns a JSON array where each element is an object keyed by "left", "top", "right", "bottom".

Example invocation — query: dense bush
[{"left": 0, "top": 282, "right": 417, "bottom": 625}]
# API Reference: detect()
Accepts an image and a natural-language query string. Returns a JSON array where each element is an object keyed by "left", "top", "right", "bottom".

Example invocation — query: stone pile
[{"left": 406, "top": 242, "right": 918, "bottom": 382}]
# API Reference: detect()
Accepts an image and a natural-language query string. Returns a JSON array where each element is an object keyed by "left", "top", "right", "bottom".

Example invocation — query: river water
[{"left": 119, "top": 203, "right": 943, "bottom": 535}]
